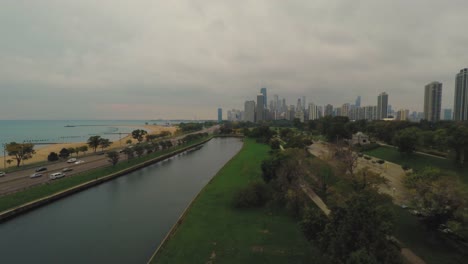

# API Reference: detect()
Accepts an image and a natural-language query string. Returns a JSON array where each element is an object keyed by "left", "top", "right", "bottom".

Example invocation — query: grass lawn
[
  {"left": 152, "top": 139, "right": 322, "bottom": 264},
  {"left": 0, "top": 137, "right": 211, "bottom": 213},
  {"left": 393, "top": 206, "right": 468, "bottom": 264},
  {"left": 363, "top": 146, "right": 468, "bottom": 187}
]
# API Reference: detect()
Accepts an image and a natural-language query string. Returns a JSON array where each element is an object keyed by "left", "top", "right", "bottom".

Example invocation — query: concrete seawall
[{"left": 0, "top": 138, "right": 213, "bottom": 223}]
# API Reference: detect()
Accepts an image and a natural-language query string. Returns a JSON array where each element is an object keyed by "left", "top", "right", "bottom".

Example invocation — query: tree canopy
[{"left": 5, "top": 142, "right": 35, "bottom": 167}]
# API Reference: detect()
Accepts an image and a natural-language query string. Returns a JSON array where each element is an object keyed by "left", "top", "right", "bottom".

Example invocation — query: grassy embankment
[
  {"left": 0, "top": 137, "right": 211, "bottom": 213},
  {"left": 364, "top": 146, "right": 468, "bottom": 264},
  {"left": 152, "top": 138, "right": 321, "bottom": 263}
]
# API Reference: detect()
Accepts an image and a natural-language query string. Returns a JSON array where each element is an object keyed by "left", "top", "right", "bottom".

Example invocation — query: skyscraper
[
  {"left": 454, "top": 68, "right": 468, "bottom": 121},
  {"left": 341, "top": 103, "right": 350, "bottom": 117},
  {"left": 308, "top": 103, "right": 319, "bottom": 120},
  {"left": 260, "top": 88, "right": 267, "bottom": 108},
  {"left": 302, "top": 96, "right": 306, "bottom": 111},
  {"left": 256, "top": 94, "right": 265, "bottom": 122},
  {"left": 244, "top": 100, "right": 256, "bottom": 122},
  {"left": 424, "top": 81, "right": 442, "bottom": 122},
  {"left": 355, "top": 96, "right": 361, "bottom": 107},
  {"left": 443, "top": 108, "right": 452, "bottom": 120},
  {"left": 377, "top": 92, "right": 388, "bottom": 120},
  {"left": 324, "top": 104, "right": 333, "bottom": 116},
  {"left": 217, "top": 108, "right": 222, "bottom": 123}
]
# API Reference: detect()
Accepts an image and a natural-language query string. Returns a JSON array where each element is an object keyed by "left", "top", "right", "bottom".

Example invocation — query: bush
[
  {"left": 300, "top": 206, "right": 328, "bottom": 241},
  {"left": 401, "top": 164, "right": 411, "bottom": 171},
  {"left": 47, "top": 152, "right": 59, "bottom": 162},
  {"left": 364, "top": 156, "right": 372, "bottom": 160},
  {"left": 232, "top": 182, "right": 270, "bottom": 208},
  {"left": 376, "top": 159, "right": 385, "bottom": 164}
]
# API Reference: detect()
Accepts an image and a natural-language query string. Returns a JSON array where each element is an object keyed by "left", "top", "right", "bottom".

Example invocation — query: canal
[{"left": 0, "top": 137, "right": 243, "bottom": 263}]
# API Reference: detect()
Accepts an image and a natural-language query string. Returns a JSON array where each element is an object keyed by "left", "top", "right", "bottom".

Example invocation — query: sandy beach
[{"left": 0, "top": 125, "right": 177, "bottom": 169}]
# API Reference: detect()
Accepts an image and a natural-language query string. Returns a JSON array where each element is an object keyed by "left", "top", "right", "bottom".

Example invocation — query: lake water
[
  {"left": 0, "top": 137, "right": 243, "bottom": 263},
  {"left": 0, "top": 120, "right": 202, "bottom": 146}
]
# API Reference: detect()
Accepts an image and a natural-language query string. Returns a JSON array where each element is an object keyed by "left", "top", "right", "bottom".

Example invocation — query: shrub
[
  {"left": 232, "top": 182, "right": 270, "bottom": 208},
  {"left": 356, "top": 143, "right": 380, "bottom": 152},
  {"left": 47, "top": 152, "right": 59, "bottom": 162},
  {"left": 364, "top": 156, "right": 372, "bottom": 160},
  {"left": 401, "top": 164, "right": 411, "bottom": 171},
  {"left": 376, "top": 159, "right": 385, "bottom": 164},
  {"left": 300, "top": 206, "right": 328, "bottom": 241}
]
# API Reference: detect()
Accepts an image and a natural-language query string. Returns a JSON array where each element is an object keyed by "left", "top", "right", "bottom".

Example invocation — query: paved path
[{"left": 305, "top": 141, "right": 426, "bottom": 264}]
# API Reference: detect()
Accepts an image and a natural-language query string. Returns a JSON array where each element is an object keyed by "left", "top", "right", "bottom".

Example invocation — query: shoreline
[
  {"left": 0, "top": 125, "right": 176, "bottom": 170},
  {"left": 0, "top": 136, "right": 213, "bottom": 223}
]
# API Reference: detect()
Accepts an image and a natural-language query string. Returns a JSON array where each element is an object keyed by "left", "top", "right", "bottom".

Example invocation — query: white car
[
  {"left": 0, "top": 171, "right": 6, "bottom": 177},
  {"left": 30, "top": 173, "right": 43, "bottom": 178},
  {"left": 49, "top": 172, "right": 66, "bottom": 180},
  {"left": 74, "top": 160, "right": 84, "bottom": 164},
  {"left": 67, "top": 158, "right": 77, "bottom": 163}
]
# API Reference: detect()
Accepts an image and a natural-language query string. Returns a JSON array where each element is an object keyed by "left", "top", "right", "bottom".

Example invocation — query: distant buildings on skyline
[{"left": 216, "top": 67, "right": 468, "bottom": 123}]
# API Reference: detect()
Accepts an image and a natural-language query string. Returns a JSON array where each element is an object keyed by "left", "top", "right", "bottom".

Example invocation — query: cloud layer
[{"left": 1, "top": 0, "right": 467, "bottom": 119}]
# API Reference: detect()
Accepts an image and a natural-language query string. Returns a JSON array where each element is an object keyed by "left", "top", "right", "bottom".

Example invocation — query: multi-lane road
[{"left": 0, "top": 126, "right": 219, "bottom": 196}]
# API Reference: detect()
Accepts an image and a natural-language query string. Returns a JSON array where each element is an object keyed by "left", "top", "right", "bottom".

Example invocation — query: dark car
[{"left": 35, "top": 167, "right": 47, "bottom": 172}]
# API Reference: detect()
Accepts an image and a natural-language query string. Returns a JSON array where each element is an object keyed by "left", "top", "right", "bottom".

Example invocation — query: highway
[{"left": 0, "top": 126, "right": 219, "bottom": 196}]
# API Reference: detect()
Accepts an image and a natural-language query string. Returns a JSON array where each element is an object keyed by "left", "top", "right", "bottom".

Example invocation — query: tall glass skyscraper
[
  {"left": 377, "top": 92, "right": 388, "bottom": 120},
  {"left": 217, "top": 108, "right": 222, "bottom": 123},
  {"left": 454, "top": 68, "right": 468, "bottom": 121},
  {"left": 424, "top": 82, "right": 442, "bottom": 122},
  {"left": 260, "top": 87, "right": 267, "bottom": 108}
]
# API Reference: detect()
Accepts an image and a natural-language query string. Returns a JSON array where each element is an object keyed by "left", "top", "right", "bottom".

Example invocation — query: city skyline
[{"left": 2, "top": 1, "right": 468, "bottom": 120}]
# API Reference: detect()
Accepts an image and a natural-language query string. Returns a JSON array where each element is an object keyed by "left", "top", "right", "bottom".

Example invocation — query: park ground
[{"left": 152, "top": 139, "right": 323, "bottom": 264}]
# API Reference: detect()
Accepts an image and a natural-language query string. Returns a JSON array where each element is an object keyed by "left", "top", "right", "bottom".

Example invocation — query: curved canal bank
[{"left": 0, "top": 137, "right": 243, "bottom": 263}]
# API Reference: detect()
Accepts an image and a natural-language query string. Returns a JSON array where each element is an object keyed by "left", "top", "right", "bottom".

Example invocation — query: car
[
  {"left": 35, "top": 167, "right": 47, "bottom": 172},
  {"left": 49, "top": 172, "right": 65, "bottom": 180},
  {"left": 62, "top": 168, "right": 73, "bottom": 172},
  {"left": 30, "top": 173, "right": 43, "bottom": 178},
  {"left": 74, "top": 160, "right": 84, "bottom": 164},
  {"left": 0, "top": 171, "right": 6, "bottom": 177},
  {"left": 67, "top": 158, "right": 77, "bottom": 163}
]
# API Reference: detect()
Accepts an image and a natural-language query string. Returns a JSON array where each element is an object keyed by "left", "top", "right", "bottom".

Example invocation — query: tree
[
  {"left": 48, "top": 152, "right": 59, "bottom": 162},
  {"left": 392, "top": 127, "right": 421, "bottom": 154},
  {"left": 106, "top": 151, "right": 119, "bottom": 166},
  {"left": 404, "top": 168, "right": 468, "bottom": 231},
  {"left": 134, "top": 144, "right": 145, "bottom": 158},
  {"left": 319, "top": 190, "right": 401, "bottom": 264},
  {"left": 79, "top": 145, "right": 88, "bottom": 155},
  {"left": 6, "top": 159, "right": 13, "bottom": 167},
  {"left": 67, "top": 147, "right": 76, "bottom": 157},
  {"left": 126, "top": 139, "right": 132, "bottom": 145},
  {"left": 5, "top": 142, "right": 35, "bottom": 167},
  {"left": 74, "top": 147, "right": 81, "bottom": 156},
  {"left": 87, "top": 136, "right": 102, "bottom": 153},
  {"left": 131, "top": 129, "right": 148, "bottom": 143},
  {"left": 59, "top": 148, "right": 70, "bottom": 159},
  {"left": 122, "top": 147, "right": 134, "bottom": 161},
  {"left": 99, "top": 138, "right": 112, "bottom": 152},
  {"left": 447, "top": 125, "right": 468, "bottom": 166}
]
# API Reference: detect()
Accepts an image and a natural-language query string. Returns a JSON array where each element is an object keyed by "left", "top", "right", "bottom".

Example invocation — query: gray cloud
[{"left": 1, "top": 0, "right": 468, "bottom": 119}]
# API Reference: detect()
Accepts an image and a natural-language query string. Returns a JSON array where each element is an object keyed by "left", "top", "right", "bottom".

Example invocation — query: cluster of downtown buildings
[{"left": 218, "top": 68, "right": 468, "bottom": 123}]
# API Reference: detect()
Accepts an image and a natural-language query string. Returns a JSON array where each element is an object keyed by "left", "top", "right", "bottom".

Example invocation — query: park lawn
[
  {"left": 0, "top": 137, "right": 211, "bottom": 213},
  {"left": 363, "top": 146, "right": 468, "bottom": 187},
  {"left": 393, "top": 206, "right": 468, "bottom": 264},
  {"left": 153, "top": 139, "right": 322, "bottom": 264}
]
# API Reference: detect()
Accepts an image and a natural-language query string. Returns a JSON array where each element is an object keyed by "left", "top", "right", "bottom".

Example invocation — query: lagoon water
[
  {"left": 0, "top": 120, "right": 196, "bottom": 146},
  {"left": 0, "top": 137, "right": 243, "bottom": 263}
]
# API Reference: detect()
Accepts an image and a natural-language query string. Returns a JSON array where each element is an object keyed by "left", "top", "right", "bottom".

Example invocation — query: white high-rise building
[
  {"left": 308, "top": 103, "right": 320, "bottom": 120},
  {"left": 244, "top": 100, "right": 256, "bottom": 123}
]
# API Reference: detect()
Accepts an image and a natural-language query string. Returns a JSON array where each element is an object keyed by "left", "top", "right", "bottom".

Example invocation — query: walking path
[{"left": 304, "top": 141, "right": 426, "bottom": 264}]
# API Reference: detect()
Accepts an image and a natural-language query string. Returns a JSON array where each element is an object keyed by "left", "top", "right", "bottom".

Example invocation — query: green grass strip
[{"left": 152, "top": 138, "right": 321, "bottom": 264}]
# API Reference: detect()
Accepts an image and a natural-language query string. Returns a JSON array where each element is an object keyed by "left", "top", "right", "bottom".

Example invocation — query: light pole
[{"left": 2, "top": 143, "right": 6, "bottom": 170}]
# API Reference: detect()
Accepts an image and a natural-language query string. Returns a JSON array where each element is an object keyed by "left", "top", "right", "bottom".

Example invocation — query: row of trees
[{"left": 87, "top": 136, "right": 112, "bottom": 153}]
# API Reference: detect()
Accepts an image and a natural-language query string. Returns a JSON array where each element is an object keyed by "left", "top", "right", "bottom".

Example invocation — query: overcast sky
[{"left": 1, "top": 0, "right": 467, "bottom": 120}]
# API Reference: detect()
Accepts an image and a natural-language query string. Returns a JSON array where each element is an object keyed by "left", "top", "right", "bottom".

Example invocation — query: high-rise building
[
  {"left": 244, "top": 100, "right": 256, "bottom": 122},
  {"left": 308, "top": 103, "right": 319, "bottom": 120},
  {"left": 217, "top": 108, "right": 222, "bottom": 123},
  {"left": 396, "top": 109, "right": 410, "bottom": 121},
  {"left": 443, "top": 108, "right": 452, "bottom": 120},
  {"left": 260, "top": 88, "right": 267, "bottom": 108},
  {"left": 341, "top": 103, "right": 350, "bottom": 117},
  {"left": 355, "top": 96, "right": 361, "bottom": 107},
  {"left": 302, "top": 96, "right": 306, "bottom": 111},
  {"left": 377, "top": 92, "right": 388, "bottom": 119},
  {"left": 324, "top": 104, "right": 333, "bottom": 117},
  {"left": 256, "top": 94, "right": 265, "bottom": 122},
  {"left": 424, "top": 82, "right": 442, "bottom": 122},
  {"left": 454, "top": 68, "right": 468, "bottom": 121},
  {"left": 364, "top": 106, "right": 377, "bottom": 121}
]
